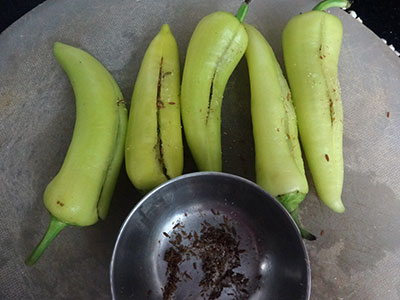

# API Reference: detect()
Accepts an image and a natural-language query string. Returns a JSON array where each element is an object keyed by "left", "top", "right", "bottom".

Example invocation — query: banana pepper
[
  {"left": 26, "top": 42, "right": 127, "bottom": 265},
  {"left": 180, "top": 1, "right": 250, "bottom": 171},
  {"left": 282, "top": 0, "right": 350, "bottom": 213},
  {"left": 245, "top": 24, "right": 314, "bottom": 240},
  {"left": 125, "top": 24, "right": 183, "bottom": 192}
]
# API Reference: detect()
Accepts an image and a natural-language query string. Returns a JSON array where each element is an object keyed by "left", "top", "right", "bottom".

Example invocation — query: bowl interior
[{"left": 111, "top": 172, "right": 310, "bottom": 300}]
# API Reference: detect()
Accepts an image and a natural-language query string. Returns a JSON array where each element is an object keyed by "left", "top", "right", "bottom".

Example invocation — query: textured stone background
[{"left": 1, "top": 0, "right": 399, "bottom": 299}]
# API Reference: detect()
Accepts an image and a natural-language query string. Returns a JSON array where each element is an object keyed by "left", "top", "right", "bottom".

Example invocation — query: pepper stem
[
  {"left": 313, "top": 0, "right": 352, "bottom": 11},
  {"left": 236, "top": 0, "right": 252, "bottom": 23},
  {"left": 290, "top": 208, "right": 316, "bottom": 241},
  {"left": 25, "top": 215, "right": 67, "bottom": 266},
  {"left": 278, "top": 192, "right": 316, "bottom": 241}
]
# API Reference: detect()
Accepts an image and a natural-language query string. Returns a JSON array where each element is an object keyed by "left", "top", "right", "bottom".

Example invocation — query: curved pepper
[
  {"left": 26, "top": 42, "right": 127, "bottom": 265},
  {"left": 245, "top": 24, "right": 314, "bottom": 240},
  {"left": 282, "top": 0, "right": 350, "bottom": 213},
  {"left": 180, "top": 1, "right": 250, "bottom": 171},
  {"left": 125, "top": 24, "right": 183, "bottom": 192}
]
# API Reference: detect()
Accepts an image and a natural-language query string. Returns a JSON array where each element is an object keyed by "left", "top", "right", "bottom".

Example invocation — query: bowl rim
[{"left": 110, "top": 171, "right": 311, "bottom": 300}]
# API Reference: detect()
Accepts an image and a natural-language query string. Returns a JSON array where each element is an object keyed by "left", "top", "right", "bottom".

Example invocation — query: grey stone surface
[{"left": 0, "top": 0, "right": 399, "bottom": 299}]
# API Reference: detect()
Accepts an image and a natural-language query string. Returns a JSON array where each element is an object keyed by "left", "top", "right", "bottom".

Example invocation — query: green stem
[
  {"left": 278, "top": 192, "right": 316, "bottom": 241},
  {"left": 236, "top": 0, "right": 252, "bottom": 23},
  {"left": 25, "top": 215, "right": 67, "bottom": 266},
  {"left": 313, "top": 0, "right": 352, "bottom": 11},
  {"left": 290, "top": 208, "right": 316, "bottom": 241}
]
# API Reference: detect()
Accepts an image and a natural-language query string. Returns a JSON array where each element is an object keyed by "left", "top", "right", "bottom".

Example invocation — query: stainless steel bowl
[{"left": 110, "top": 172, "right": 310, "bottom": 300}]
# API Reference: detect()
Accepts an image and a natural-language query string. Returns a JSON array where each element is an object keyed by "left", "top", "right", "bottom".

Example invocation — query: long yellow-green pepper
[
  {"left": 181, "top": 1, "right": 250, "bottom": 171},
  {"left": 245, "top": 24, "right": 314, "bottom": 240},
  {"left": 26, "top": 42, "right": 128, "bottom": 265},
  {"left": 125, "top": 24, "right": 183, "bottom": 192},
  {"left": 282, "top": 0, "right": 350, "bottom": 213}
]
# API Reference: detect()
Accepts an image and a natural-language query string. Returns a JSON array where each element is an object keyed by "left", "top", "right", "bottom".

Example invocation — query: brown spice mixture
[{"left": 162, "top": 212, "right": 249, "bottom": 300}]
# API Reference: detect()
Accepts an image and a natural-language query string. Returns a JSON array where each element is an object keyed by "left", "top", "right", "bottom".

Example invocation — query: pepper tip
[
  {"left": 329, "top": 200, "right": 345, "bottom": 213},
  {"left": 160, "top": 24, "right": 171, "bottom": 34}
]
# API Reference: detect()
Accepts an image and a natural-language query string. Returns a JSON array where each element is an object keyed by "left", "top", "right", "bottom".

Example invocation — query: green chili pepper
[
  {"left": 25, "top": 42, "right": 127, "bottom": 265},
  {"left": 282, "top": 0, "right": 350, "bottom": 213},
  {"left": 125, "top": 24, "right": 183, "bottom": 192},
  {"left": 180, "top": 1, "right": 251, "bottom": 171},
  {"left": 245, "top": 24, "right": 314, "bottom": 240}
]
